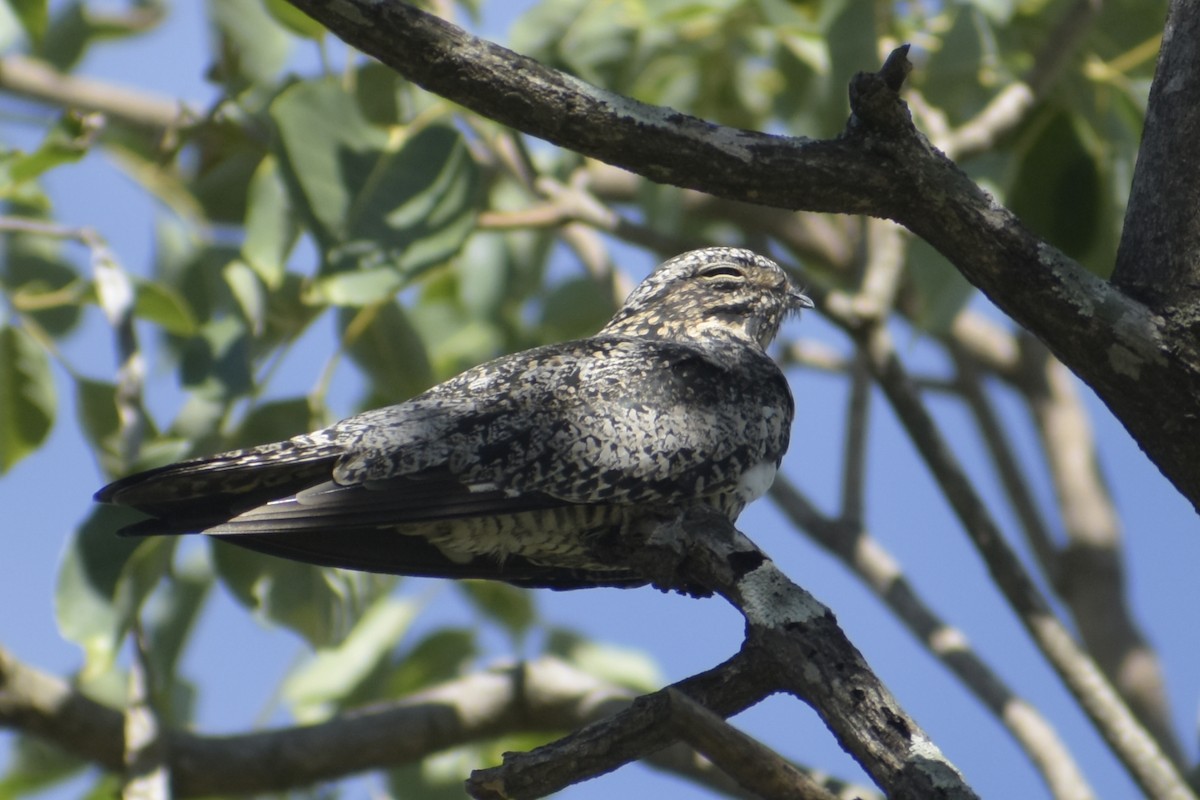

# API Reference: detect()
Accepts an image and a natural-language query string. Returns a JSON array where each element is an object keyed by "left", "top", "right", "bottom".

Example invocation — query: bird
[{"left": 96, "top": 247, "right": 813, "bottom": 590}]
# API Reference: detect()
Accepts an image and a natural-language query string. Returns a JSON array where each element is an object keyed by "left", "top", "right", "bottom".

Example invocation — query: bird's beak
[{"left": 790, "top": 288, "right": 815, "bottom": 311}]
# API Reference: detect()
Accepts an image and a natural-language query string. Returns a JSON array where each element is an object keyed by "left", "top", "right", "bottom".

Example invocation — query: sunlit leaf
[
  {"left": 272, "top": 81, "right": 480, "bottom": 282},
  {"left": 241, "top": 156, "right": 295, "bottom": 289},
  {"left": 262, "top": 0, "right": 325, "bottom": 39},
  {"left": 8, "top": 0, "right": 46, "bottom": 43},
  {"left": 0, "top": 324, "right": 55, "bottom": 473},
  {"left": 305, "top": 265, "right": 404, "bottom": 307},
  {"left": 222, "top": 259, "right": 267, "bottom": 335},
  {"left": 209, "top": 0, "right": 290, "bottom": 86},
  {"left": 282, "top": 596, "right": 419, "bottom": 721},
  {"left": 4, "top": 110, "right": 101, "bottom": 183},
  {"left": 134, "top": 279, "right": 197, "bottom": 337},
  {"left": 271, "top": 79, "right": 388, "bottom": 248},
  {"left": 546, "top": 628, "right": 663, "bottom": 693}
]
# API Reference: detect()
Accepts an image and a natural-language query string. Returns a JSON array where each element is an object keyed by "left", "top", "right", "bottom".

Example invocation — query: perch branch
[{"left": 770, "top": 476, "right": 1096, "bottom": 800}]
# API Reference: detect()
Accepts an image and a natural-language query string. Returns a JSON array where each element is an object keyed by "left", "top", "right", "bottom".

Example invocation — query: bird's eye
[{"left": 698, "top": 265, "right": 745, "bottom": 280}]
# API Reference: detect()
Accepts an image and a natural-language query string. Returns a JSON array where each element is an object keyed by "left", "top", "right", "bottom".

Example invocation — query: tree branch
[
  {"left": 1112, "top": 0, "right": 1200, "bottom": 314},
  {"left": 835, "top": 319, "right": 1193, "bottom": 800},
  {"left": 471, "top": 508, "right": 979, "bottom": 800},
  {"left": 1017, "top": 336, "right": 1185, "bottom": 766},
  {"left": 769, "top": 476, "right": 1097, "bottom": 800},
  {"left": 3, "top": 647, "right": 783, "bottom": 798},
  {"left": 0, "top": 55, "right": 192, "bottom": 132}
]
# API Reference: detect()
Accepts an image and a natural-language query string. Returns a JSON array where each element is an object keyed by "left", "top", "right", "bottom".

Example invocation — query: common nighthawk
[{"left": 96, "top": 248, "right": 812, "bottom": 589}]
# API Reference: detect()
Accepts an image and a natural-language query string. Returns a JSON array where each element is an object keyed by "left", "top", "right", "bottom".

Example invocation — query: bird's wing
[{"left": 332, "top": 337, "right": 793, "bottom": 507}]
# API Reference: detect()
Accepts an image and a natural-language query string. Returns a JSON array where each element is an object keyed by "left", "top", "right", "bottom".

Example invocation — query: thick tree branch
[
  {"left": 473, "top": 508, "right": 979, "bottom": 800},
  {"left": 283, "top": 0, "right": 1200, "bottom": 513},
  {"left": 1112, "top": 0, "right": 1200, "bottom": 315}
]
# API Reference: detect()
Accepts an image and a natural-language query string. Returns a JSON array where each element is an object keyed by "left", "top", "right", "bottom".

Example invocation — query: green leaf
[
  {"left": 179, "top": 316, "right": 252, "bottom": 400},
  {"left": 272, "top": 81, "right": 479, "bottom": 281},
  {"left": 271, "top": 79, "right": 389, "bottom": 249},
  {"left": 262, "top": 0, "right": 325, "bottom": 39},
  {"left": 1008, "top": 110, "right": 1102, "bottom": 262},
  {"left": 456, "top": 581, "right": 537, "bottom": 641},
  {"left": 456, "top": 232, "right": 513, "bottom": 320},
  {"left": 339, "top": 302, "right": 434, "bottom": 405},
  {"left": 282, "top": 596, "right": 419, "bottom": 721},
  {"left": 305, "top": 265, "right": 404, "bottom": 307},
  {"left": 212, "top": 542, "right": 394, "bottom": 649},
  {"left": 232, "top": 397, "right": 314, "bottom": 449},
  {"left": 354, "top": 62, "right": 407, "bottom": 127},
  {"left": 0, "top": 324, "right": 55, "bottom": 473},
  {"left": 546, "top": 628, "right": 663, "bottom": 692},
  {"left": 41, "top": 2, "right": 164, "bottom": 72},
  {"left": 386, "top": 628, "right": 476, "bottom": 697},
  {"left": 142, "top": 547, "right": 213, "bottom": 688},
  {"left": 208, "top": 0, "right": 291, "bottom": 86},
  {"left": 2, "top": 232, "right": 84, "bottom": 337},
  {"left": 74, "top": 378, "right": 158, "bottom": 476},
  {"left": 134, "top": 279, "right": 197, "bottom": 337},
  {"left": 540, "top": 276, "right": 618, "bottom": 341},
  {"left": 3, "top": 110, "right": 101, "bottom": 184},
  {"left": 222, "top": 259, "right": 267, "bottom": 335},
  {"left": 0, "top": 735, "right": 84, "bottom": 797},
  {"left": 8, "top": 0, "right": 47, "bottom": 45},
  {"left": 241, "top": 156, "right": 295, "bottom": 289},
  {"left": 918, "top": 6, "right": 992, "bottom": 122},
  {"left": 56, "top": 506, "right": 173, "bottom": 676}
]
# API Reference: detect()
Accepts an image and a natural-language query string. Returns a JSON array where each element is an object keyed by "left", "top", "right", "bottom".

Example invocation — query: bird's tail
[{"left": 95, "top": 438, "right": 343, "bottom": 534}]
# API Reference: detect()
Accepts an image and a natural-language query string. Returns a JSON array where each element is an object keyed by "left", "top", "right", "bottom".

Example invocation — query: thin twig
[
  {"left": 122, "top": 626, "right": 169, "bottom": 800},
  {"left": 1017, "top": 335, "right": 1186, "bottom": 767},
  {"left": 952, "top": 349, "right": 1062, "bottom": 576},
  {"left": 0, "top": 54, "right": 193, "bottom": 132},
  {"left": 840, "top": 355, "right": 872, "bottom": 524}
]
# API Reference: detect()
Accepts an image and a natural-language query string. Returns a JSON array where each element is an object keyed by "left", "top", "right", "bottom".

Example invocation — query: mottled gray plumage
[{"left": 96, "top": 248, "right": 812, "bottom": 589}]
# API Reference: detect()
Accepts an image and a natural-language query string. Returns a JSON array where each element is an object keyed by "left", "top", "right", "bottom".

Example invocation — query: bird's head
[{"left": 601, "top": 248, "right": 814, "bottom": 349}]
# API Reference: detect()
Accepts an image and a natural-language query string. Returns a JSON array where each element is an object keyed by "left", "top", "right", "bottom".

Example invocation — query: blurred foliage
[{"left": 0, "top": 0, "right": 1158, "bottom": 795}]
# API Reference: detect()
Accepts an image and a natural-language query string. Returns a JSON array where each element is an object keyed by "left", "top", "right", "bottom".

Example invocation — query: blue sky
[{"left": 1, "top": 3, "right": 1197, "bottom": 799}]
